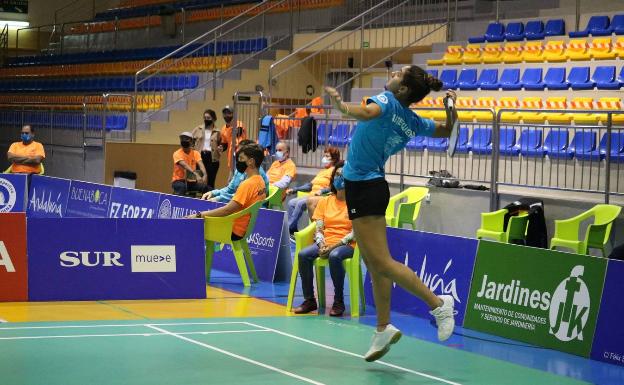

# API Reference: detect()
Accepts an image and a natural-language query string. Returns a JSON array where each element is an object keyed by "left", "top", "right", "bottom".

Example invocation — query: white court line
[
  {"left": 0, "top": 329, "right": 271, "bottom": 341},
  {"left": 245, "top": 322, "right": 462, "bottom": 385},
  {"left": 0, "top": 321, "right": 249, "bottom": 331},
  {"left": 146, "top": 324, "right": 326, "bottom": 385}
]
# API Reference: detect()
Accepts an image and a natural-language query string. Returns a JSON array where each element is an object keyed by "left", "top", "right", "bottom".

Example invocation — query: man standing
[
  {"left": 192, "top": 109, "right": 221, "bottom": 190},
  {"left": 7, "top": 125, "right": 45, "bottom": 174},
  {"left": 219, "top": 105, "right": 246, "bottom": 169},
  {"left": 172, "top": 132, "right": 207, "bottom": 195}
]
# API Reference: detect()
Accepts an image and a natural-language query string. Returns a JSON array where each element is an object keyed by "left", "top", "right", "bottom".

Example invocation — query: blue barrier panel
[
  {"left": 108, "top": 187, "right": 160, "bottom": 218},
  {"left": 27, "top": 218, "right": 206, "bottom": 301},
  {"left": 0, "top": 174, "right": 27, "bottom": 213},
  {"left": 27, "top": 175, "right": 70, "bottom": 217},
  {"left": 591, "top": 259, "right": 624, "bottom": 365},
  {"left": 66, "top": 180, "right": 112, "bottom": 218},
  {"left": 364, "top": 228, "right": 478, "bottom": 325}
]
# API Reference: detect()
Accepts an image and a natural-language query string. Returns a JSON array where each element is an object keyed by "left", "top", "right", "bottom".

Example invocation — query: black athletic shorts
[{"left": 345, "top": 178, "right": 390, "bottom": 220}]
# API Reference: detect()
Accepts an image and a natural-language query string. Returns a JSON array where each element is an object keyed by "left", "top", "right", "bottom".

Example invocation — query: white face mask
[
  {"left": 275, "top": 151, "right": 285, "bottom": 161},
  {"left": 321, "top": 157, "right": 331, "bottom": 167}
]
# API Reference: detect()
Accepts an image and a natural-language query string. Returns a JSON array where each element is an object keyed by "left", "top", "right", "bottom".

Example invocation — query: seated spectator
[
  {"left": 267, "top": 141, "right": 297, "bottom": 189},
  {"left": 219, "top": 105, "right": 247, "bottom": 168},
  {"left": 286, "top": 147, "right": 340, "bottom": 234},
  {"left": 6, "top": 125, "right": 45, "bottom": 174},
  {"left": 172, "top": 132, "right": 207, "bottom": 195},
  {"left": 191, "top": 144, "right": 267, "bottom": 241},
  {"left": 293, "top": 161, "right": 353, "bottom": 317},
  {"left": 192, "top": 108, "right": 221, "bottom": 191},
  {"left": 201, "top": 139, "right": 269, "bottom": 203}
]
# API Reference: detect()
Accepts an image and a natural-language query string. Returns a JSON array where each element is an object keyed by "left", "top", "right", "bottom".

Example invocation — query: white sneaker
[
  {"left": 364, "top": 324, "right": 402, "bottom": 362},
  {"left": 429, "top": 295, "right": 455, "bottom": 341}
]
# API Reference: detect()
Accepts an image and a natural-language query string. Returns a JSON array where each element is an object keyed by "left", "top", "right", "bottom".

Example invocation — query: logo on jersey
[{"left": 377, "top": 94, "right": 388, "bottom": 104}]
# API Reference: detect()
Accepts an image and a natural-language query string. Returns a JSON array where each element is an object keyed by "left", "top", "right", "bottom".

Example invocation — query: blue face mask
[
  {"left": 21, "top": 133, "right": 32, "bottom": 143},
  {"left": 333, "top": 175, "right": 345, "bottom": 191},
  {"left": 275, "top": 151, "right": 284, "bottom": 161}
]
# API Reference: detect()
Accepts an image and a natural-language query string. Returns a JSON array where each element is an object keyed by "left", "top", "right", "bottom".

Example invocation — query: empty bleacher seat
[
  {"left": 571, "top": 97, "right": 599, "bottom": 124},
  {"left": 455, "top": 127, "right": 471, "bottom": 154},
  {"left": 544, "top": 97, "right": 572, "bottom": 124},
  {"left": 458, "top": 69, "right": 478, "bottom": 90},
  {"left": 499, "top": 97, "right": 521, "bottom": 123},
  {"left": 426, "top": 137, "right": 449, "bottom": 152},
  {"left": 597, "top": 97, "right": 624, "bottom": 125},
  {"left": 593, "top": 66, "right": 620, "bottom": 90},
  {"left": 469, "top": 22, "right": 504, "bottom": 43},
  {"left": 590, "top": 37, "right": 616, "bottom": 59},
  {"left": 522, "top": 68, "right": 545, "bottom": 90},
  {"left": 522, "top": 41, "right": 544, "bottom": 62},
  {"left": 462, "top": 44, "right": 483, "bottom": 64},
  {"left": 609, "top": 14, "right": 624, "bottom": 35},
  {"left": 543, "top": 40, "right": 567, "bottom": 62},
  {"left": 482, "top": 43, "right": 503, "bottom": 63},
  {"left": 577, "top": 132, "right": 624, "bottom": 161},
  {"left": 426, "top": 69, "right": 439, "bottom": 78},
  {"left": 317, "top": 123, "right": 331, "bottom": 144},
  {"left": 474, "top": 97, "right": 497, "bottom": 121},
  {"left": 616, "top": 37, "right": 624, "bottom": 58},
  {"left": 504, "top": 22, "right": 524, "bottom": 41},
  {"left": 566, "top": 39, "right": 591, "bottom": 61},
  {"left": 500, "top": 128, "right": 518, "bottom": 156},
  {"left": 520, "top": 97, "right": 545, "bottom": 123},
  {"left": 499, "top": 68, "right": 521, "bottom": 90},
  {"left": 569, "top": 67, "right": 594, "bottom": 90},
  {"left": 544, "top": 129, "right": 570, "bottom": 159},
  {"left": 477, "top": 69, "right": 499, "bottom": 90},
  {"left": 427, "top": 45, "right": 463, "bottom": 66},
  {"left": 525, "top": 20, "right": 545, "bottom": 40},
  {"left": 545, "top": 19, "right": 566, "bottom": 37},
  {"left": 406, "top": 136, "right": 426, "bottom": 151},
  {"left": 516, "top": 129, "right": 544, "bottom": 157},
  {"left": 544, "top": 67, "right": 569, "bottom": 90},
  {"left": 440, "top": 69, "right": 458, "bottom": 90},
  {"left": 502, "top": 42, "right": 523, "bottom": 63},
  {"left": 569, "top": 130, "right": 597, "bottom": 159},
  {"left": 457, "top": 97, "right": 476, "bottom": 121},
  {"left": 570, "top": 15, "right": 610, "bottom": 37},
  {"left": 471, "top": 127, "right": 493, "bottom": 155},
  {"left": 329, "top": 123, "right": 351, "bottom": 147}
]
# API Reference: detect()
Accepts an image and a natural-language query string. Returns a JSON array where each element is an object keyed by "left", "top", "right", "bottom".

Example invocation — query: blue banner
[
  {"left": 27, "top": 218, "right": 206, "bottom": 301},
  {"left": 109, "top": 187, "right": 160, "bottom": 218},
  {"left": 0, "top": 173, "right": 27, "bottom": 213},
  {"left": 364, "top": 229, "right": 478, "bottom": 325},
  {"left": 27, "top": 175, "right": 70, "bottom": 218},
  {"left": 590, "top": 259, "right": 624, "bottom": 366},
  {"left": 66, "top": 180, "right": 112, "bottom": 218}
]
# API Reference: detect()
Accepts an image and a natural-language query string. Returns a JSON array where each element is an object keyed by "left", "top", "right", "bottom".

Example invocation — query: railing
[
  {"left": 269, "top": 0, "right": 452, "bottom": 105},
  {"left": 0, "top": 24, "right": 8, "bottom": 66}
]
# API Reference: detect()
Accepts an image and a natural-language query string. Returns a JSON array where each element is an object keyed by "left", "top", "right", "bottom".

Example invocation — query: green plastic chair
[
  {"left": 3, "top": 163, "right": 45, "bottom": 174},
  {"left": 385, "top": 187, "right": 429, "bottom": 229},
  {"left": 550, "top": 204, "right": 622, "bottom": 256},
  {"left": 286, "top": 222, "right": 365, "bottom": 317},
  {"left": 476, "top": 208, "right": 529, "bottom": 244},
  {"left": 265, "top": 185, "right": 284, "bottom": 210},
  {"left": 203, "top": 200, "right": 264, "bottom": 287}
]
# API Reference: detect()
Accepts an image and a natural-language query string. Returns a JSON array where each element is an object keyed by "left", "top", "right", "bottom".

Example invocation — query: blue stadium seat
[
  {"left": 577, "top": 132, "right": 624, "bottom": 161},
  {"left": 544, "top": 67, "right": 569, "bottom": 90},
  {"left": 515, "top": 129, "right": 544, "bottom": 157},
  {"left": 593, "top": 66, "right": 620, "bottom": 90},
  {"left": 471, "top": 127, "right": 492, "bottom": 155},
  {"left": 544, "top": 129, "right": 570, "bottom": 159},
  {"left": 185, "top": 75, "right": 199, "bottom": 89},
  {"left": 499, "top": 68, "right": 521, "bottom": 90},
  {"left": 426, "top": 137, "right": 449, "bottom": 152},
  {"left": 524, "top": 21, "right": 544, "bottom": 40},
  {"left": 570, "top": 15, "right": 609, "bottom": 37},
  {"left": 458, "top": 68, "right": 478, "bottom": 90},
  {"left": 406, "top": 136, "right": 426, "bottom": 151},
  {"left": 439, "top": 69, "right": 457, "bottom": 90},
  {"left": 426, "top": 69, "right": 439, "bottom": 78},
  {"left": 545, "top": 19, "right": 566, "bottom": 37},
  {"left": 317, "top": 123, "right": 332, "bottom": 145},
  {"left": 477, "top": 69, "right": 499, "bottom": 90},
  {"left": 504, "top": 22, "right": 524, "bottom": 41},
  {"left": 485, "top": 22, "right": 505, "bottom": 42},
  {"left": 610, "top": 14, "right": 624, "bottom": 35},
  {"left": 499, "top": 128, "right": 518, "bottom": 156},
  {"left": 522, "top": 68, "right": 545, "bottom": 90},
  {"left": 569, "top": 67, "right": 594, "bottom": 90},
  {"left": 569, "top": 130, "right": 597, "bottom": 159},
  {"left": 328, "top": 123, "right": 351, "bottom": 147},
  {"left": 454, "top": 127, "right": 471, "bottom": 154}
]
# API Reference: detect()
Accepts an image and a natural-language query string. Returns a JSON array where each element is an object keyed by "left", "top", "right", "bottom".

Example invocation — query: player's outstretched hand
[{"left": 324, "top": 86, "right": 346, "bottom": 114}]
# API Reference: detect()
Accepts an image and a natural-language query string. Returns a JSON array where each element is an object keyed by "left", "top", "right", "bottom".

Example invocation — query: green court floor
[{"left": 0, "top": 316, "right": 590, "bottom": 385}]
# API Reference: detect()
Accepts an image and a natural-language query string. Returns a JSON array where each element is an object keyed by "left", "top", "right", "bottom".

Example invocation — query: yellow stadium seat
[
  {"left": 565, "top": 39, "right": 590, "bottom": 61},
  {"left": 522, "top": 41, "right": 544, "bottom": 62},
  {"left": 570, "top": 98, "right": 599, "bottom": 124},
  {"left": 412, "top": 97, "right": 435, "bottom": 119},
  {"left": 596, "top": 98, "right": 624, "bottom": 124},
  {"left": 456, "top": 97, "right": 475, "bottom": 121},
  {"left": 590, "top": 38, "right": 616, "bottom": 60},
  {"left": 462, "top": 44, "right": 483, "bottom": 64},
  {"left": 498, "top": 97, "right": 521, "bottom": 123},
  {"left": 427, "top": 45, "right": 463, "bottom": 66},
  {"left": 519, "top": 97, "right": 545, "bottom": 123},
  {"left": 615, "top": 37, "right": 624, "bottom": 59},
  {"left": 502, "top": 42, "right": 523, "bottom": 63},
  {"left": 482, "top": 43, "right": 503, "bottom": 63},
  {"left": 542, "top": 40, "right": 567, "bottom": 62},
  {"left": 543, "top": 97, "right": 572, "bottom": 124},
  {"left": 430, "top": 97, "right": 447, "bottom": 121},
  {"left": 473, "top": 97, "right": 497, "bottom": 122}
]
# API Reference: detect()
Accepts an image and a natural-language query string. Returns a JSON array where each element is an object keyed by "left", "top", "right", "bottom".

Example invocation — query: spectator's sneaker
[
  {"left": 429, "top": 295, "right": 455, "bottom": 341},
  {"left": 364, "top": 324, "right": 402, "bottom": 362}
]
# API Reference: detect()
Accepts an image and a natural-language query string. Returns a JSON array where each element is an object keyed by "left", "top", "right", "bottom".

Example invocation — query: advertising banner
[
  {"left": 464, "top": 241, "right": 607, "bottom": 357},
  {"left": 27, "top": 175, "right": 70, "bottom": 218},
  {"left": 27, "top": 218, "right": 206, "bottom": 301},
  {"left": 157, "top": 194, "right": 218, "bottom": 219},
  {"left": 0, "top": 213, "right": 28, "bottom": 301},
  {"left": 108, "top": 187, "right": 160, "bottom": 218},
  {"left": 364, "top": 229, "right": 478, "bottom": 325},
  {"left": 0, "top": 173, "right": 27, "bottom": 213},
  {"left": 65, "top": 180, "right": 112, "bottom": 218},
  {"left": 590, "top": 259, "right": 624, "bottom": 366}
]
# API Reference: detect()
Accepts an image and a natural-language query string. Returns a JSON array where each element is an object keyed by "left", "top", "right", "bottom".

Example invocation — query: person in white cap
[{"left": 172, "top": 131, "right": 207, "bottom": 195}]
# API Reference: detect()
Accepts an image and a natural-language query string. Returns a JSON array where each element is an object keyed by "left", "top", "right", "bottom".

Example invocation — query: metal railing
[{"left": 269, "top": 0, "right": 452, "bottom": 105}]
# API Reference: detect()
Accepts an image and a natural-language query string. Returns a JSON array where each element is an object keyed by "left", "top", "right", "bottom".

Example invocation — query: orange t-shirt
[
  {"left": 231, "top": 174, "right": 267, "bottom": 237},
  {"left": 310, "top": 167, "right": 334, "bottom": 193},
  {"left": 220, "top": 121, "right": 247, "bottom": 167},
  {"left": 312, "top": 195, "right": 352, "bottom": 246},
  {"left": 267, "top": 159, "right": 297, "bottom": 184},
  {"left": 8, "top": 141, "right": 45, "bottom": 174},
  {"left": 172, "top": 148, "right": 201, "bottom": 182}
]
